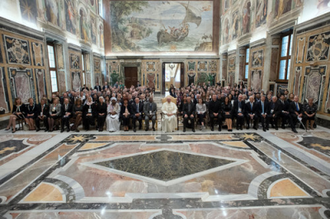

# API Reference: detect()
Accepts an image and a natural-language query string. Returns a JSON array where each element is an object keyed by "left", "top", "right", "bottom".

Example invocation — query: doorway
[
  {"left": 162, "top": 62, "right": 184, "bottom": 95},
  {"left": 124, "top": 67, "right": 138, "bottom": 88}
]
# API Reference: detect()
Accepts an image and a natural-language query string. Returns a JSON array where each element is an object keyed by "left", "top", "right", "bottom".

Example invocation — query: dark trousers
[
  {"left": 260, "top": 114, "right": 267, "bottom": 129},
  {"left": 132, "top": 115, "right": 142, "bottom": 128},
  {"left": 267, "top": 114, "right": 278, "bottom": 128},
  {"left": 184, "top": 114, "right": 195, "bottom": 129},
  {"left": 246, "top": 114, "right": 259, "bottom": 128},
  {"left": 197, "top": 113, "right": 205, "bottom": 124},
  {"left": 97, "top": 115, "right": 106, "bottom": 128},
  {"left": 236, "top": 114, "right": 244, "bottom": 127},
  {"left": 209, "top": 113, "right": 222, "bottom": 129},
  {"left": 145, "top": 115, "right": 156, "bottom": 129},
  {"left": 290, "top": 113, "right": 300, "bottom": 129},
  {"left": 122, "top": 116, "right": 130, "bottom": 126},
  {"left": 280, "top": 112, "right": 291, "bottom": 127},
  {"left": 84, "top": 116, "right": 95, "bottom": 130},
  {"left": 61, "top": 116, "right": 71, "bottom": 130},
  {"left": 35, "top": 116, "right": 48, "bottom": 130}
]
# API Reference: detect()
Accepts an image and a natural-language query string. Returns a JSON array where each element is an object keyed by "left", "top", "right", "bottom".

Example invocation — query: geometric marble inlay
[
  {"left": 22, "top": 183, "right": 64, "bottom": 203},
  {"left": 269, "top": 179, "right": 309, "bottom": 198},
  {"left": 87, "top": 149, "right": 244, "bottom": 186}
]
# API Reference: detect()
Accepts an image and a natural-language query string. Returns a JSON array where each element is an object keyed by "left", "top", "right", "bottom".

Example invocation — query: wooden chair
[{"left": 161, "top": 95, "right": 179, "bottom": 130}]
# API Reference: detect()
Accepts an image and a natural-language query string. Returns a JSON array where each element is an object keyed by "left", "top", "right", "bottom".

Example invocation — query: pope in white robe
[
  {"left": 106, "top": 97, "right": 121, "bottom": 132},
  {"left": 161, "top": 97, "right": 178, "bottom": 132}
]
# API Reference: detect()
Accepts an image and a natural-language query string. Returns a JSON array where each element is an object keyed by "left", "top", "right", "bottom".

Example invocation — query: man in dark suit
[
  {"left": 131, "top": 97, "right": 143, "bottom": 132},
  {"left": 233, "top": 94, "right": 245, "bottom": 130},
  {"left": 267, "top": 96, "right": 281, "bottom": 130},
  {"left": 61, "top": 98, "right": 73, "bottom": 132},
  {"left": 144, "top": 96, "right": 157, "bottom": 131},
  {"left": 257, "top": 95, "right": 269, "bottom": 132},
  {"left": 279, "top": 94, "right": 291, "bottom": 129},
  {"left": 94, "top": 82, "right": 101, "bottom": 91},
  {"left": 289, "top": 95, "right": 303, "bottom": 133},
  {"left": 245, "top": 96, "right": 259, "bottom": 130},
  {"left": 81, "top": 84, "right": 89, "bottom": 91},
  {"left": 103, "top": 82, "right": 109, "bottom": 90},
  {"left": 209, "top": 95, "right": 223, "bottom": 131},
  {"left": 183, "top": 96, "right": 196, "bottom": 132},
  {"left": 35, "top": 98, "right": 49, "bottom": 132}
]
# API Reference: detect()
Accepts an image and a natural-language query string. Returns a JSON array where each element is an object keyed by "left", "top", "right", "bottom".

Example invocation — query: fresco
[
  {"left": 80, "top": 8, "right": 90, "bottom": 41},
  {"left": 231, "top": 10, "right": 240, "bottom": 40},
  {"left": 99, "top": 24, "right": 104, "bottom": 48},
  {"left": 110, "top": 1, "right": 214, "bottom": 52},
  {"left": 45, "top": 0, "right": 60, "bottom": 26},
  {"left": 91, "top": 15, "right": 97, "bottom": 45},
  {"left": 255, "top": 0, "right": 267, "bottom": 28},
  {"left": 19, "top": 0, "right": 38, "bottom": 24},
  {"left": 274, "top": 0, "right": 292, "bottom": 18},
  {"left": 242, "top": 1, "right": 251, "bottom": 35},
  {"left": 65, "top": 0, "right": 77, "bottom": 34},
  {"left": 223, "top": 18, "right": 229, "bottom": 44}
]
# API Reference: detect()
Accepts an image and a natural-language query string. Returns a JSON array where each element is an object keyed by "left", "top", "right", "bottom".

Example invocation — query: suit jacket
[
  {"left": 94, "top": 85, "right": 102, "bottom": 91},
  {"left": 37, "top": 104, "right": 49, "bottom": 117},
  {"left": 96, "top": 102, "right": 107, "bottom": 115},
  {"left": 143, "top": 101, "right": 157, "bottom": 116},
  {"left": 267, "top": 101, "right": 281, "bottom": 117},
  {"left": 289, "top": 101, "right": 303, "bottom": 115},
  {"left": 120, "top": 104, "right": 133, "bottom": 118},
  {"left": 61, "top": 103, "right": 73, "bottom": 118},
  {"left": 245, "top": 101, "right": 259, "bottom": 115},
  {"left": 209, "top": 100, "right": 222, "bottom": 115},
  {"left": 131, "top": 102, "right": 143, "bottom": 115},
  {"left": 102, "top": 85, "right": 109, "bottom": 90},
  {"left": 233, "top": 100, "right": 245, "bottom": 116},
  {"left": 256, "top": 101, "right": 269, "bottom": 116},
  {"left": 183, "top": 102, "right": 196, "bottom": 116},
  {"left": 83, "top": 104, "right": 96, "bottom": 117},
  {"left": 279, "top": 100, "right": 290, "bottom": 112}
]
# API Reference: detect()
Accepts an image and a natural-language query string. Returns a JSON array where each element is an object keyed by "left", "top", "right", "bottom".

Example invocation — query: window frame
[
  {"left": 277, "top": 31, "right": 293, "bottom": 82},
  {"left": 244, "top": 47, "right": 250, "bottom": 81},
  {"left": 47, "top": 43, "right": 59, "bottom": 93}
]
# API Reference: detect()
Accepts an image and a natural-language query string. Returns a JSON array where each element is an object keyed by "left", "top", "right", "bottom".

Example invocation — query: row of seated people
[
  {"left": 5, "top": 96, "right": 157, "bottom": 133},
  {"left": 176, "top": 94, "right": 317, "bottom": 133}
]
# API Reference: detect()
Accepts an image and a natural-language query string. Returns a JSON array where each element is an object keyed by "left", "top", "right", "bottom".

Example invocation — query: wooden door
[{"left": 124, "top": 67, "right": 138, "bottom": 88}]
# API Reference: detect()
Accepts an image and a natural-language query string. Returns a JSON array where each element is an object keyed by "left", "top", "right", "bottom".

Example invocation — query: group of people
[{"left": 5, "top": 81, "right": 317, "bottom": 134}]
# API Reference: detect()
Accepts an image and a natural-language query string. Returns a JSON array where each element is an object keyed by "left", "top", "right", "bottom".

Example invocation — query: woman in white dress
[{"left": 106, "top": 97, "right": 121, "bottom": 132}]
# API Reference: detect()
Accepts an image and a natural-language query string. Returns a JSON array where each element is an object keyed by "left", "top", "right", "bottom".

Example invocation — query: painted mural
[
  {"left": 231, "top": 10, "right": 240, "bottom": 40},
  {"left": 91, "top": 15, "right": 97, "bottom": 45},
  {"left": 4, "top": 36, "right": 30, "bottom": 65},
  {"left": 242, "top": 1, "right": 251, "bottom": 35},
  {"left": 110, "top": 1, "right": 214, "bottom": 52},
  {"left": 306, "top": 31, "right": 330, "bottom": 62},
  {"left": 80, "top": 8, "right": 90, "bottom": 41},
  {"left": 45, "top": 0, "right": 60, "bottom": 27},
  {"left": 19, "top": 0, "right": 38, "bottom": 24},
  {"left": 255, "top": 0, "right": 267, "bottom": 28},
  {"left": 274, "top": 0, "right": 292, "bottom": 18},
  {"left": 65, "top": 0, "right": 77, "bottom": 34}
]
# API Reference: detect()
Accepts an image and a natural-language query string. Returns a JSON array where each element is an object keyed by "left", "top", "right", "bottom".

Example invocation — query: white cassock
[
  {"left": 106, "top": 103, "right": 121, "bottom": 132},
  {"left": 161, "top": 101, "right": 177, "bottom": 132}
]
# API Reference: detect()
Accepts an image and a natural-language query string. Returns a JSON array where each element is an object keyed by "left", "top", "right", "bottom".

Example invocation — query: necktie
[
  {"left": 149, "top": 103, "right": 152, "bottom": 111},
  {"left": 251, "top": 103, "right": 253, "bottom": 111},
  {"left": 238, "top": 101, "right": 241, "bottom": 110},
  {"left": 65, "top": 104, "right": 68, "bottom": 111},
  {"left": 262, "top": 102, "right": 264, "bottom": 114},
  {"left": 136, "top": 104, "right": 139, "bottom": 113},
  {"left": 296, "top": 103, "right": 299, "bottom": 111},
  {"left": 188, "top": 103, "right": 191, "bottom": 112}
]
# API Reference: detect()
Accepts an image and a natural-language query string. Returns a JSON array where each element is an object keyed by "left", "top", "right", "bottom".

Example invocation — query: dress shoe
[
  {"left": 183, "top": 128, "right": 186, "bottom": 132},
  {"left": 60, "top": 129, "right": 64, "bottom": 133},
  {"left": 275, "top": 127, "right": 278, "bottom": 130},
  {"left": 253, "top": 126, "right": 258, "bottom": 130},
  {"left": 263, "top": 128, "right": 266, "bottom": 132},
  {"left": 133, "top": 129, "right": 136, "bottom": 132},
  {"left": 145, "top": 128, "right": 149, "bottom": 131},
  {"left": 292, "top": 128, "right": 298, "bottom": 133},
  {"left": 247, "top": 126, "right": 250, "bottom": 130},
  {"left": 67, "top": 128, "right": 70, "bottom": 132},
  {"left": 281, "top": 125, "right": 285, "bottom": 129},
  {"left": 211, "top": 127, "right": 214, "bottom": 131},
  {"left": 45, "top": 129, "right": 48, "bottom": 132},
  {"left": 218, "top": 128, "right": 221, "bottom": 132},
  {"left": 152, "top": 127, "right": 156, "bottom": 131},
  {"left": 75, "top": 129, "right": 80, "bottom": 132},
  {"left": 192, "top": 129, "right": 195, "bottom": 132},
  {"left": 36, "top": 128, "right": 40, "bottom": 132}
]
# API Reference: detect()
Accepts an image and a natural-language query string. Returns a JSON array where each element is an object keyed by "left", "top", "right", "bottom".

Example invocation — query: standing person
[
  {"left": 196, "top": 98, "right": 207, "bottom": 130},
  {"left": 83, "top": 97, "right": 96, "bottom": 131},
  {"left": 96, "top": 96, "right": 107, "bottom": 132},
  {"left": 6, "top": 97, "right": 26, "bottom": 133},
  {"left": 25, "top": 98, "right": 37, "bottom": 130},
  {"left": 94, "top": 82, "right": 101, "bottom": 91},
  {"left": 161, "top": 97, "right": 178, "bottom": 133},
  {"left": 257, "top": 95, "right": 269, "bottom": 132},
  {"left": 48, "top": 97, "right": 61, "bottom": 132},
  {"left": 289, "top": 95, "right": 303, "bottom": 133},
  {"left": 303, "top": 98, "right": 317, "bottom": 130},
  {"left": 144, "top": 96, "right": 157, "bottom": 131},
  {"left": 233, "top": 94, "right": 245, "bottom": 130},
  {"left": 267, "top": 96, "right": 281, "bottom": 130},
  {"left": 72, "top": 98, "right": 83, "bottom": 132},
  {"left": 35, "top": 98, "right": 49, "bottom": 132},
  {"left": 120, "top": 99, "right": 132, "bottom": 131},
  {"left": 131, "top": 98, "right": 143, "bottom": 132},
  {"left": 61, "top": 98, "right": 73, "bottom": 132},
  {"left": 209, "top": 95, "right": 222, "bottom": 131},
  {"left": 182, "top": 96, "right": 196, "bottom": 132},
  {"left": 106, "top": 97, "right": 121, "bottom": 132},
  {"left": 103, "top": 82, "right": 109, "bottom": 90},
  {"left": 223, "top": 96, "right": 233, "bottom": 131}
]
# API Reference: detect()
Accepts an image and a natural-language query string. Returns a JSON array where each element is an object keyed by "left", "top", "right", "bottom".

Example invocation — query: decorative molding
[
  {"left": 250, "top": 38, "right": 266, "bottom": 48},
  {"left": 295, "top": 12, "right": 330, "bottom": 33}
]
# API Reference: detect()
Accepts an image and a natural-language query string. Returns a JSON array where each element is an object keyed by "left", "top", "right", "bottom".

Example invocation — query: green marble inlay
[{"left": 96, "top": 151, "right": 234, "bottom": 181}]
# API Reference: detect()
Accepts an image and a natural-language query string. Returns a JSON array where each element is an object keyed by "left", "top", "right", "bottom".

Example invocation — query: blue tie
[
  {"left": 251, "top": 103, "right": 253, "bottom": 111},
  {"left": 262, "top": 102, "right": 264, "bottom": 114},
  {"left": 296, "top": 103, "right": 299, "bottom": 111}
]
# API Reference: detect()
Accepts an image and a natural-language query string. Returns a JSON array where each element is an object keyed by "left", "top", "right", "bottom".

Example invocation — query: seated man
[
  {"left": 279, "top": 94, "right": 290, "bottom": 129},
  {"left": 161, "top": 97, "right": 178, "bottom": 132},
  {"left": 209, "top": 94, "right": 222, "bottom": 131},
  {"left": 267, "top": 96, "right": 281, "bottom": 130},
  {"left": 289, "top": 95, "right": 303, "bottom": 133},
  {"left": 257, "top": 95, "right": 269, "bottom": 132},
  {"left": 233, "top": 94, "right": 245, "bottom": 130},
  {"left": 183, "top": 96, "right": 196, "bottom": 132},
  {"left": 245, "top": 96, "right": 259, "bottom": 130},
  {"left": 144, "top": 97, "right": 157, "bottom": 131},
  {"left": 131, "top": 97, "right": 143, "bottom": 132},
  {"left": 35, "top": 98, "right": 49, "bottom": 132},
  {"left": 61, "top": 98, "right": 73, "bottom": 132}
]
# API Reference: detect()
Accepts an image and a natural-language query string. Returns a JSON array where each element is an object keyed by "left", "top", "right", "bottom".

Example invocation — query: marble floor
[{"left": 0, "top": 127, "right": 330, "bottom": 219}]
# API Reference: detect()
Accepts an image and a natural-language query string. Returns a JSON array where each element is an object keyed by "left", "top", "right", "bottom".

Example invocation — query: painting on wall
[
  {"left": 251, "top": 70, "right": 262, "bottom": 90},
  {"left": 303, "top": 66, "right": 326, "bottom": 105},
  {"left": 91, "top": 15, "right": 97, "bottom": 45},
  {"left": 80, "top": 8, "right": 90, "bottom": 41},
  {"left": 306, "top": 31, "right": 330, "bottom": 62},
  {"left": 72, "top": 72, "right": 82, "bottom": 91},
  {"left": 198, "top": 61, "right": 208, "bottom": 72},
  {"left": 31, "top": 42, "right": 44, "bottom": 67},
  {"left": 252, "top": 50, "right": 263, "bottom": 67},
  {"left": 45, "top": 0, "right": 60, "bottom": 26},
  {"left": 19, "top": 0, "right": 38, "bottom": 24},
  {"left": 187, "top": 61, "right": 196, "bottom": 72},
  {"left": 242, "top": 1, "right": 251, "bottom": 35},
  {"left": 4, "top": 36, "right": 31, "bottom": 65},
  {"left": 255, "top": 0, "right": 267, "bottom": 28},
  {"left": 110, "top": 1, "right": 214, "bottom": 52},
  {"left": 231, "top": 10, "right": 240, "bottom": 40},
  {"left": 99, "top": 24, "right": 104, "bottom": 48},
  {"left": 65, "top": 0, "right": 77, "bottom": 34},
  {"left": 70, "top": 54, "right": 80, "bottom": 69},
  {"left": 209, "top": 60, "right": 217, "bottom": 72},
  {"left": 274, "top": 0, "right": 292, "bottom": 18},
  {"left": 10, "top": 69, "right": 34, "bottom": 103},
  {"left": 223, "top": 18, "right": 230, "bottom": 44}
]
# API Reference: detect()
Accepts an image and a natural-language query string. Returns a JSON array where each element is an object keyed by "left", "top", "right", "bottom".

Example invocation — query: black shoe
[
  {"left": 282, "top": 125, "right": 285, "bottom": 129},
  {"left": 292, "top": 128, "right": 298, "bottom": 133},
  {"left": 183, "top": 128, "right": 186, "bottom": 132},
  {"left": 67, "top": 128, "right": 70, "bottom": 132},
  {"left": 236, "top": 127, "right": 239, "bottom": 130},
  {"left": 45, "top": 129, "right": 48, "bottom": 132},
  {"left": 275, "top": 127, "right": 278, "bottom": 130},
  {"left": 266, "top": 127, "right": 269, "bottom": 130},
  {"left": 139, "top": 126, "right": 142, "bottom": 130},
  {"left": 76, "top": 129, "right": 80, "bottom": 132},
  {"left": 240, "top": 127, "right": 243, "bottom": 130},
  {"left": 228, "top": 129, "right": 232, "bottom": 132},
  {"left": 192, "top": 129, "right": 195, "bottom": 132},
  {"left": 36, "top": 128, "right": 40, "bottom": 132},
  {"left": 247, "top": 126, "right": 250, "bottom": 130},
  {"left": 60, "top": 129, "right": 64, "bottom": 133},
  {"left": 145, "top": 128, "right": 149, "bottom": 131},
  {"left": 211, "top": 127, "right": 214, "bottom": 131},
  {"left": 218, "top": 128, "right": 221, "bottom": 132},
  {"left": 253, "top": 126, "right": 258, "bottom": 130},
  {"left": 263, "top": 128, "right": 266, "bottom": 132},
  {"left": 133, "top": 129, "right": 136, "bottom": 132},
  {"left": 152, "top": 127, "right": 156, "bottom": 131}
]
